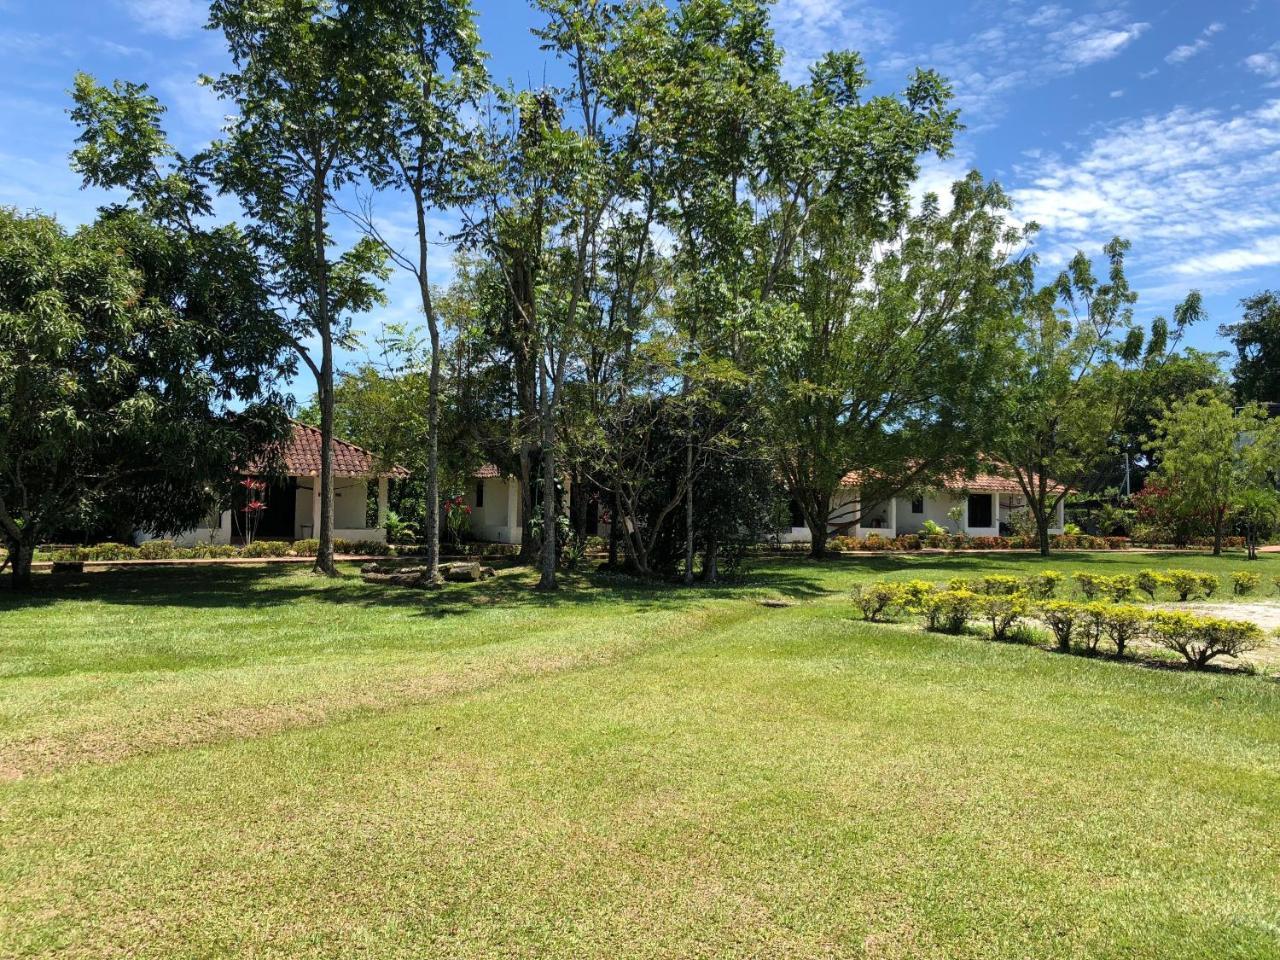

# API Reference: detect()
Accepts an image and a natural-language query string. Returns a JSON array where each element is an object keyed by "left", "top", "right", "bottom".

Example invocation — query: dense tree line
[{"left": 5, "top": 0, "right": 1270, "bottom": 590}]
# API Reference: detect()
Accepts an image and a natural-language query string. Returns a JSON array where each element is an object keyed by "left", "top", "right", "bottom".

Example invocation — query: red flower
[{"left": 243, "top": 500, "right": 266, "bottom": 513}]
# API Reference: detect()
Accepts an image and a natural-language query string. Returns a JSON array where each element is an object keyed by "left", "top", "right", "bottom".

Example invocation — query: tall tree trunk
[
  {"left": 518, "top": 447, "right": 538, "bottom": 564},
  {"left": 805, "top": 492, "right": 831, "bottom": 560},
  {"left": 311, "top": 174, "right": 337, "bottom": 577},
  {"left": 1037, "top": 510, "right": 1051, "bottom": 557},
  {"left": 8, "top": 539, "right": 33, "bottom": 591},
  {"left": 702, "top": 538, "right": 718, "bottom": 583},
  {"left": 683, "top": 442, "right": 694, "bottom": 584},
  {"left": 415, "top": 192, "right": 442, "bottom": 583},
  {"left": 1212, "top": 511, "right": 1224, "bottom": 557},
  {"left": 537, "top": 364, "right": 557, "bottom": 591},
  {"left": 607, "top": 487, "right": 620, "bottom": 569},
  {"left": 315, "top": 336, "right": 337, "bottom": 576}
]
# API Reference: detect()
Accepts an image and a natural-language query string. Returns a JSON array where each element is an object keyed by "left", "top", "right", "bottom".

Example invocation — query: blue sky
[{"left": 2, "top": 0, "right": 1279, "bottom": 397}]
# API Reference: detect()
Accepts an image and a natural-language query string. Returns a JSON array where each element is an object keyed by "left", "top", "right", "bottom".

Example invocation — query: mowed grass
[{"left": 2, "top": 552, "right": 1279, "bottom": 958}]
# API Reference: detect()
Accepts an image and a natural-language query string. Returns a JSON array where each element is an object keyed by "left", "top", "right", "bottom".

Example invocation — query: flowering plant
[{"left": 444, "top": 494, "right": 472, "bottom": 545}]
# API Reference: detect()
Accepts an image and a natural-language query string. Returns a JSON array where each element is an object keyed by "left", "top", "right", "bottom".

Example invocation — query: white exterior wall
[
  {"left": 464, "top": 476, "right": 522, "bottom": 544},
  {"left": 159, "top": 475, "right": 389, "bottom": 546}
]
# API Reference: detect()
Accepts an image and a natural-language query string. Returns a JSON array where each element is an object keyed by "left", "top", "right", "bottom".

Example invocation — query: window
[
  {"left": 910, "top": 497, "right": 924, "bottom": 514},
  {"left": 475, "top": 481, "right": 485, "bottom": 509},
  {"left": 788, "top": 499, "right": 805, "bottom": 528},
  {"left": 967, "top": 493, "right": 993, "bottom": 528}
]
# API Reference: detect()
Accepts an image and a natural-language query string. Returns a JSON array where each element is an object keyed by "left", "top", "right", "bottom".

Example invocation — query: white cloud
[
  {"left": 877, "top": 6, "right": 1150, "bottom": 122},
  {"left": 1165, "top": 22, "right": 1225, "bottom": 65},
  {"left": 121, "top": 0, "right": 208, "bottom": 39},
  {"left": 1245, "top": 50, "right": 1280, "bottom": 85},
  {"left": 1055, "top": 17, "right": 1149, "bottom": 68},
  {"left": 770, "top": 0, "right": 897, "bottom": 82},
  {"left": 1010, "top": 99, "right": 1280, "bottom": 289}
]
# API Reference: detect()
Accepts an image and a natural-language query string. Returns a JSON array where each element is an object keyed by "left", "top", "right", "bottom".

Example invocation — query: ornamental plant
[
  {"left": 977, "top": 593, "right": 1028, "bottom": 641},
  {"left": 1076, "top": 602, "right": 1110, "bottom": 654},
  {"left": 1231, "top": 572, "right": 1261, "bottom": 596},
  {"left": 1072, "top": 572, "right": 1107, "bottom": 600},
  {"left": 922, "top": 590, "right": 978, "bottom": 634},
  {"left": 1022, "top": 571, "right": 1063, "bottom": 599},
  {"left": 1149, "top": 612, "right": 1264, "bottom": 669},
  {"left": 852, "top": 582, "right": 906, "bottom": 622},
  {"left": 1104, "top": 574, "right": 1138, "bottom": 602},
  {"left": 1136, "top": 570, "right": 1166, "bottom": 600},
  {"left": 1102, "top": 605, "right": 1148, "bottom": 657},
  {"left": 1039, "top": 601, "right": 1080, "bottom": 652}
]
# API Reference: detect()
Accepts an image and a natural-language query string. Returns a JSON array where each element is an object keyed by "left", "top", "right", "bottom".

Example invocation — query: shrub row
[
  {"left": 828, "top": 533, "right": 1131, "bottom": 552},
  {"left": 851, "top": 580, "right": 1270, "bottom": 670},
  {"left": 47, "top": 538, "right": 392, "bottom": 562}
]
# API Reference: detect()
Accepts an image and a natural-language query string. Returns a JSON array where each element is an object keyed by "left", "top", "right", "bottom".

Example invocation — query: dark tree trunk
[
  {"left": 1038, "top": 516, "right": 1051, "bottom": 557},
  {"left": 702, "top": 539, "right": 718, "bottom": 584},
  {"left": 607, "top": 487, "right": 620, "bottom": 568},
  {"left": 8, "top": 540, "right": 33, "bottom": 591},
  {"left": 314, "top": 333, "right": 337, "bottom": 576},
  {"left": 1212, "top": 511, "right": 1225, "bottom": 557},
  {"left": 536, "top": 362, "right": 557, "bottom": 592},
  {"left": 683, "top": 443, "right": 694, "bottom": 584},
  {"left": 803, "top": 491, "right": 832, "bottom": 560}
]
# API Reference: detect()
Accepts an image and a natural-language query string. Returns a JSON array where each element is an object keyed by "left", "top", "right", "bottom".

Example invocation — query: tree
[
  {"left": 763, "top": 174, "right": 1026, "bottom": 558},
  {"left": 1147, "top": 389, "right": 1280, "bottom": 556},
  {"left": 991, "top": 240, "right": 1204, "bottom": 555},
  {"left": 0, "top": 207, "right": 290, "bottom": 589},
  {"left": 343, "top": 0, "right": 487, "bottom": 583},
  {"left": 207, "top": 0, "right": 387, "bottom": 576},
  {"left": 1220, "top": 290, "right": 1280, "bottom": 404}
]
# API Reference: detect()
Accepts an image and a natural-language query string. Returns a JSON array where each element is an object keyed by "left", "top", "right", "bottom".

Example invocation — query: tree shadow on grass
[{"left": 0, "top": 559, "right": 834, "bottom": 619}]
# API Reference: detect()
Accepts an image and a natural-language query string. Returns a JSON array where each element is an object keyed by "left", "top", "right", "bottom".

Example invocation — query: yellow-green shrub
[
  {"left": 922, "top": 590, "right": 978, "bottom": 634},
  {"left": 1149, "top": 612, "right": 1264, "bottom": 669},
  {"left": 852, "top": 582, "right": 905, "bottom": 623},
  {"left": 1231, "top": 571, "right": 1261, "bottom": 596},
  {"left": 977, "top": 593, "right": 1028, "bottom": 641}
]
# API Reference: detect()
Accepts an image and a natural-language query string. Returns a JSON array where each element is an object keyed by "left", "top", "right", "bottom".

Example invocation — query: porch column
[
  {"left": 1055, "top": 498, "right": 1066, "bottom": 531},
  {"left": 376, "top": 477, "right": 389, "bottom": 529},
  {"left": 852, "top": 493, "right": 862, "bottom": 539},
  {"left": 990, "top": 493, "right": 998, "bottom": 532},
  {"left": 311, "top": 478, "right": 320, "bottom": 540},
  {"left": 888, "top": 497, "right": 897, "bottom": 538},
  {"left": 961, "top": 494, "right": 969, "bottom": 535},
  {"left": 507, "top": 477, "right": 520, "bottom": 543}
]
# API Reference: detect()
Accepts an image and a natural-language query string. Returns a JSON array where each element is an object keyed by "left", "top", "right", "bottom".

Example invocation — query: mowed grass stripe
[{"left": 3, "top": 573, "right": 1278, "bottom": 959}]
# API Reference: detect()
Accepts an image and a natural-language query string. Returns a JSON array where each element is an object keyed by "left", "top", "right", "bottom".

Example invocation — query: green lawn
[{"left": 2, "top": 552, "right": 1279, "bottom": 958}]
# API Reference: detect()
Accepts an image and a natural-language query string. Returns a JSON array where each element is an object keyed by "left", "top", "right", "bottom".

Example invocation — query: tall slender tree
[
  {"left": 343, "top": 0, "right": 487, "bottom": 583},
  {"left": 208, "top": 0, "right": 387, "bottom": 575}
]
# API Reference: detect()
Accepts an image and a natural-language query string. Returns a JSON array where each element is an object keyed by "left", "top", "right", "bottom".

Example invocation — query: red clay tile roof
[
  {"left": 253, "top": 422, "right": 410, "bottom": 479},
  {"left": 841, "top": 461, "right": 1065, "bottom": 496},
  {"left": 472, "top": 464, "right": 502, "bottom": 479}
]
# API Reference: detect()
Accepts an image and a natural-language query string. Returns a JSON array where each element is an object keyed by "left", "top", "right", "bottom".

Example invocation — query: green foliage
[
  {"left": 1039, "top": 601, "right": 1080, "bottom": 652},
  {"left": 1072, "top": 572, "right": 1108, "bottom": 600},
  {"left": 137, "top": 540, "right": 177, "bottom": 561},
  {"left": 1103, "top": 574, "right": 1138, "bottom": 602},
  {"left": 922, "top": 589, "right": 978, "bottom": 634},
  {"left": 1149, "top": 612, "right": 1265, "bottom": 669},
  {"left": 240, "top": 540, "right": 292, "bottom": 558},
  {"left": 1220, "top": 290, "right": 1280, "bottom": 404},
  {"left": 852, "top": 582, "right": 906, "bottom": 623},
  {"left": 1165, "top": 570, "right": 1215, "bottom": 602},
  {"left": 0, "top": 206, "right": 290, "bottom": 588},
  {"left": 1147, "top": 390, "right": 1280, "bottom": 555},
  {"left": 972, "top": 575, "right": 1023, "bottom": 596},
  {"left": 1022, "top": 571, "right": 1063, "bottom": 599},
  {"left": 1076, "top": 602, "right": 1110, "bottom": 654},
  {"left": 976, "top": 593, "right": 1028, "bottom": 642},
  {"left": 1102, "top": 605, "right": 1147, "bottom": 657},
  {"left": 1232, "top": 572, "right": 1261, "bottom": 596},
  {"left": 1136, "top": 569, "right": 1167, "bottom": 600},
  {"left": 293, "top": 539, "right": 320, "bottom": 557}
]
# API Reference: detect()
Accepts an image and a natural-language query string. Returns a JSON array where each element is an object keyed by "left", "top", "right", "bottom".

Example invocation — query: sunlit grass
[{"left": 2, "top": 552, "right": 1278, "bottom": 958}]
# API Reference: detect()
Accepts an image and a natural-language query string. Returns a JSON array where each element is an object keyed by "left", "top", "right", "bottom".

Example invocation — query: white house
[
  {"left": 465, "top": 461, "right": 1065, "bottom": 547},
  {"left": 777, "top": 465, "right": 1067, "bottom": 543},
  {"left": 153, "top": 423, "right": 409, "bottom": 547}
]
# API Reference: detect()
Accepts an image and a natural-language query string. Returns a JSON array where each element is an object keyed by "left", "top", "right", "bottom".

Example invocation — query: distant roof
[
  {"left": 842, "top": 460, "right": 1065, "bottom": 496},
  {"left": 253, "top": 422, "right": 410, "bottom": 479},
  {"left": 472, "top": 464, "right": 502, "bottom": 479}
]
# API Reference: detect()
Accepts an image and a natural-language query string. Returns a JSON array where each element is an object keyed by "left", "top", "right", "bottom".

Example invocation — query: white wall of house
[
  {"left": 295, "top": 476, "right": 386, "bottom": 542},
  {"left": 777, "top": 486, "right": 1064, "bottom": 543},
  {"left": 464, "top": 476, "right": 522, "bottom": 544}
]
